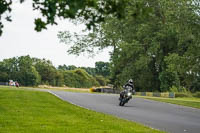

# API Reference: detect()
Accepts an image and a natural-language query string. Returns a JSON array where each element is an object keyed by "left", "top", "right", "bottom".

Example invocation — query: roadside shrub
[
  {"left": 95, "top": 75, "right": 107, "bottom": 86},
  {"left": 169, "top": 86, "right": 178, "bottom": 92},
  {"left": 159, "top": 71, "right": 180, "bottom": 92},
  {"left": 178, "top": 86, "right": 187, "bottom": 93},
  {"left": 175, "top": 93, "right": 192, "bottom": 98},
  {"left": 170, "top": 86, "right": 187, "bottom": 93},
  {"left": 63, "top": 69, "right": 99, "bottom": 88},
  {"left": 193, "top": 92, "right": 200, "bottom": 98}
]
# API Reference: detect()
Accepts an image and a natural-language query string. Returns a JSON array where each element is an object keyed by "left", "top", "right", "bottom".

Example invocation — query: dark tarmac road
[{"left": 49, "top": 90, "right": 200, "bottom": 133}]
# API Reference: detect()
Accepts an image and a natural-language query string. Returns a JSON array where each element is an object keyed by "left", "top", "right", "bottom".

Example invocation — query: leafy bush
[
  {"left": 159, "top": 71, "right": 180, "bottom": 92},
  {"left": 193, "top": 92, "right": 200, "bottom": 98},
  {"left": 63, "top": 69, "right": 99, "bottom": 88},
  {"left": 169, "top": 86, "right": 178, "bottom": 92},
  {"left": 178, "top": 86, "right": 187, "bottom": 93},
  {"left": 175, "top": 93, "right": 192, "bottom": 98},
  {"left": 95, "top": 75, "right": 108, "bottom": 86},
  {"left": 170, "top": 86, "right": 187, "bottom": 93}
]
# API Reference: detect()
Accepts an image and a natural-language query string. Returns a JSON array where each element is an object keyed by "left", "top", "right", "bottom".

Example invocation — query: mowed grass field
[
  {"left": 0, "top": 86, "right": 163, "bottom": 133},
  {"left": 136, "top": 96, "right": 200, "bottom": 109}
]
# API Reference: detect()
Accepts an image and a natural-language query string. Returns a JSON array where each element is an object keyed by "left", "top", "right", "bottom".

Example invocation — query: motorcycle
[{"left": 119, "top": 86, "right": 133, "bottom": 106}]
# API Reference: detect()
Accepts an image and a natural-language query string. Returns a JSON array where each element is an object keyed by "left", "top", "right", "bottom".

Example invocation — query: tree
[
  {"left": 111, "top": 0, "right": 200, "bottom": 91},
  {"left": 54, "top": 70, "right": 64, "bottom": 87},
  {"left": 79, "top": 67, "right": 96, "bottom": 76},
  {"left": 0, "top": 55, "right": 41, "bottom": 86},
  {"left": 58, "top": 65, "right": 77, "bottom": 70},
  {"left": 33, "top": 58, "right": 58, "bottom": 86},
  {"left": 95, "top": 75, "right": 108, "bottom": 86},
  {"left": 95, "top": 61, "right": 110, "bottom": 77},
  {"left": 1, "top": 56, "right": 112, "bottom": 87},
  {"left": 0, "top": 0, "right": 135, "bottom": 36},
  {"left": 0, "top": 62, "right": 9, "bottom": 82},
  {"left": 18, "top": 66, "right": 41, "bottom": 86},
  {"left": 62, "top": 68, "right": 99, "bottom": 88},
  {"left": 58, "top": 0, "right": 200, "bottom": 92},
  {"left": 16, "top": 56, "right": 41, "bottom": 86},
  {"left": 0, "top": 0, "right": 12, "bottom": 36}
]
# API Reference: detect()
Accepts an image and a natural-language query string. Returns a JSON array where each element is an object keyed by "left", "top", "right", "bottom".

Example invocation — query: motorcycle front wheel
[{"left": 119, "top": 99, "right": 125, "bottom": 106}]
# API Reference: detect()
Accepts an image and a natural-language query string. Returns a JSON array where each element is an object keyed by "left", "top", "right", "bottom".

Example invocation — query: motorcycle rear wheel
[{"left": 119, "top": 101, "right": 123, "bottom": 106}]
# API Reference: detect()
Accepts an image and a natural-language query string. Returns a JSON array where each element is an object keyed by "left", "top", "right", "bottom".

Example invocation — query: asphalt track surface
[{"left": 49, "top": 90, "right": 200, "bottom": 133}]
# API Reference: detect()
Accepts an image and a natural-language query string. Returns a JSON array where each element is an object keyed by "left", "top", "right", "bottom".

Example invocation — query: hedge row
[
  {"left": 135, "top": 92, "right": 175, "bottom": 98},
  {"left": 135, "top": 92, "right": 200, "bottom": 98}
]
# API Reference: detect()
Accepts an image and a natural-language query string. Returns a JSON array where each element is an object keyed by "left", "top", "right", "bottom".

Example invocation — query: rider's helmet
[{"left": 128, "top": 79, "right": 133, "bottom": 84}]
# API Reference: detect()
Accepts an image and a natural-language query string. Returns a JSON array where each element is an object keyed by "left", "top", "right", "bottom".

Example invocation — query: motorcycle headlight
[{"left": 127, "top": 92, "right": 132, "bottom": 96}]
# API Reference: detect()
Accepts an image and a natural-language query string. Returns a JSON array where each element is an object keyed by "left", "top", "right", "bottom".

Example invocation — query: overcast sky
[{"left": 0, "top": 1, "right": 111, "bottom": 68}]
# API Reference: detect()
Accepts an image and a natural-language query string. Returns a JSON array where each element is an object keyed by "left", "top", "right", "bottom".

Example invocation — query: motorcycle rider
[{"left": 119, "top": 79, "right": 135, "bottom": 100}]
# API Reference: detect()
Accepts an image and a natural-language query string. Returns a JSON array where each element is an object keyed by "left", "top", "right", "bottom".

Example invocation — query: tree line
[
  {"left": 0, "top": 55, "right": 110, "bottom": 88},
  {"left": 1, "top": 0, "right": 200, "bottom": 92},
  {"left": 58, "top": 0, "right": 200, "bottom": 93}
]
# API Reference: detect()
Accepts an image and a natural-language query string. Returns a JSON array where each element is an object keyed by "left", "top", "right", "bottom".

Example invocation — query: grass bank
[
  {"left": 38, "top": 85, "right": 90, "bottom": 93},
  {"left": 0, "top": 87, "right": 163, "bottom": 133},
  {"left": 0, "top": 85, "right": 89, "bottom": 93},
  {"left": 136, "top": 96, "right": 200, "bottom": 109}
]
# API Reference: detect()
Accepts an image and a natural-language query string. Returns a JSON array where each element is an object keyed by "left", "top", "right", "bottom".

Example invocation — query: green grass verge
[
  {"left": 136, "top": 96, "right": 200, "bottom": 109},
  {"left": 0, "top": 87, "right": 163, "bottom": 133},
  {"left": 0, "top": 85, "right": 89, "bottom": 93}
]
